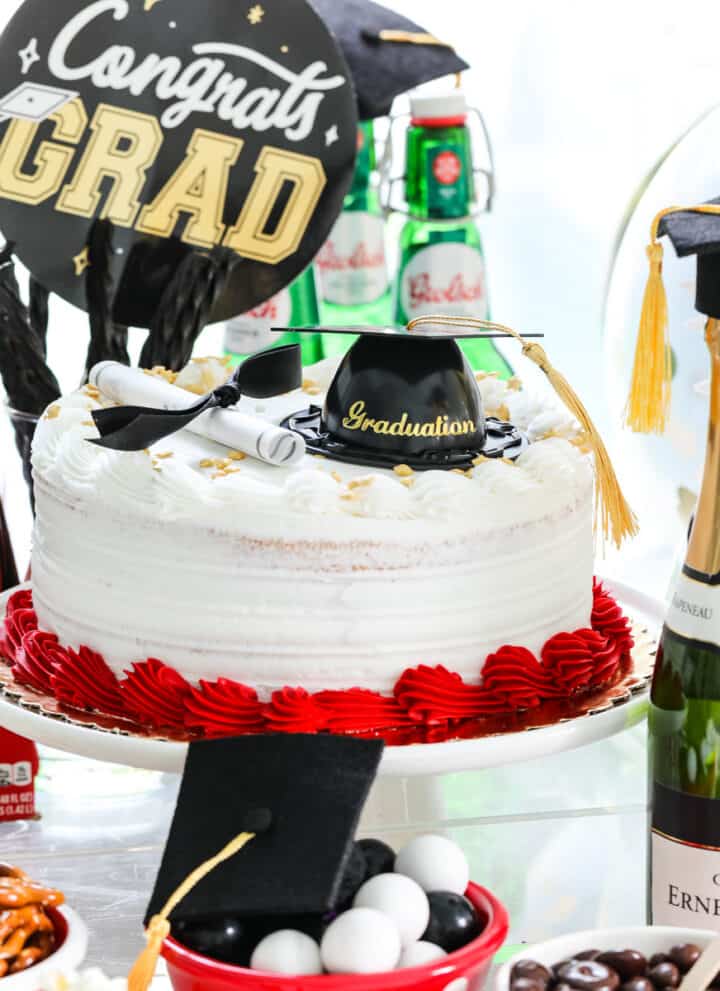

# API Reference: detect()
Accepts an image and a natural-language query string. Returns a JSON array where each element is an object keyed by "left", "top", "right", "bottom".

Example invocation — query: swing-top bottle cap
[{"left": 410, "top": 91, "right": 468, "bottom": 123}]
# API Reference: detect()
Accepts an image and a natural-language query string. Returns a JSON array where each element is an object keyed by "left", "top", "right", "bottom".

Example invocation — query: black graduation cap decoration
[
  {"left": 282, "top": 324, "right": 528, "bottom": 470},
  {"left": 283, "top": 315, "right": 637, "bottom": 548},
  {"left": 308, "top": 0, "right": 469, "bottom": 119},
  {"left": 130, "top": 735, "right": 383, "bottom": 991},
  {"left": 626, "top": 199, "right": 720, "bottom": 434}
]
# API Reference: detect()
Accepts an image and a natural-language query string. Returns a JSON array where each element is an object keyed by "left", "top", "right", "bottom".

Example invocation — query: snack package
[{"left": 0, "top": 727, "right": 38, "bottom": 821}]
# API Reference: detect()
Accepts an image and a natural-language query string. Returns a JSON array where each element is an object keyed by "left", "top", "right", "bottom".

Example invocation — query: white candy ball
[
  {"left": 353, "top": 873, "right": 430, "bottom": 946},
  {"left": 250, "top": 929, "right": 323, "bottom": 975},
  {"left": 398, "top": 941, "right": 448, "bottom": 969},
  {"left": 395, "top": 834, "right": 470, "bottom": 895},
  {"left": 320, "top": 907, "right": 401, "bottom": 974}
]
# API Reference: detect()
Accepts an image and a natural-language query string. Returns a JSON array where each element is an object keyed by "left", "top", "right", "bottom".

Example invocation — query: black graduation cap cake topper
[
  {"left": 281, "top": 323, "right": 530, "bottom": 470},
  {"left": 308, "top": 0, "right": 469, "bottom": 119},
  {"left": 0, "top": 0, "right": 357, "bottom": 328},
  {"left": 626, "top": 198, "right": 720, "bottom": 435},
  {"left": 128, "top": 735, "right": 384, "bottom": 991},
  {"left": 283, "top": 314, "right": 638, "bottom": 547},
  {"left": 90, "top": 343, "right": 301, "bottom": 451}
]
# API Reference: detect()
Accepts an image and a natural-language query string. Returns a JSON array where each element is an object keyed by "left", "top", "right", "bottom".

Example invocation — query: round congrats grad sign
[{"left": 0, "top": 0, "right": 357, "bottom": 326}]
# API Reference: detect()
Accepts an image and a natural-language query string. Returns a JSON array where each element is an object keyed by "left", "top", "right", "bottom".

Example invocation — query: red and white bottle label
[
  {"left": 223, "top": 288, "right": 292, "bottom": 355},
  {"left": 316, "top": 211, "right": 389, "bottom": 305},
  {"left": 433, "top": 150, "right": 462, "bottom": 185},
  {"left": 652, "top": 831, "right": 720, "bottom": 927},
  {"left": 400, "top": 242, "right": 488, "bottom": 320}
]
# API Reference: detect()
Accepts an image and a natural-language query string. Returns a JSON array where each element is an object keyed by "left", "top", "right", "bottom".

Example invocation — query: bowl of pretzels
[{"left": 0, "top": 864, "right": 87, "bottom": 989}]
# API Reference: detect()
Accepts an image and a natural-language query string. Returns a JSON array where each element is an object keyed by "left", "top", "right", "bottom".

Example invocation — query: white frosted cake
[{"left": 2, "top": 356, "right": 634, "bottom": 739}]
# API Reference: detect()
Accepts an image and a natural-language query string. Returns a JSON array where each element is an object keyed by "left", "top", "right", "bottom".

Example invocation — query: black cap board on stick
[
  {"left": 146, "top": 733, "right": 382, "bottom": 918},
  {"left": 626, "top": 198, "right": 720, "bottom": 434},
  {"left": 309, "top": 0, "right": 469, "bottom": 119}
]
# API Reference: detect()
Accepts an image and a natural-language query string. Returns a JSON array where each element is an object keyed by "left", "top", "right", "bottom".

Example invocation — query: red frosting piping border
[{"left": 2, "top": 581, "right": 634, "bottom": 742}]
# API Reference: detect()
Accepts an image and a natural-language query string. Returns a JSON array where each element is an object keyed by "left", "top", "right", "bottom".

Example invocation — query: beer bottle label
[
  {"left": 224, "top": 288, "right": 292, "bottom": 355},
  {"left": 316, "top": 211, "right": 389, "bottom": 305},
  {"left": 399, "top": 241, "right": 488, "bottom": 322}
]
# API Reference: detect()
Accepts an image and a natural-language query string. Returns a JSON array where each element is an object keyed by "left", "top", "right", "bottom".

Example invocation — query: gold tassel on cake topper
[
  {"left": 625, "top": 203, "right": 720, "bottom": 434},
  {"left": 128, "top": 831, "right": 257, "bottom": 991},
  {"left": 407, "top": 314, "right": 638, "bottom": 548}
]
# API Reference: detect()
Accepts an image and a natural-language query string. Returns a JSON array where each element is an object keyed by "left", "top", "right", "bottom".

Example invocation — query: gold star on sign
[
  {"left": 247, "top": 4, "right": 264, "bottom": 24},
  {"left": 143, "top": 0, "right": 163, "bottom": 10},
  {"left": 73, "top": 246, "right": 91, "bottom": 276}
]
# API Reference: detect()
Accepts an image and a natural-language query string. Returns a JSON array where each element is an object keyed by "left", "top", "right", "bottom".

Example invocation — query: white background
[{"left": 1, "top": 0, "right": 720, "bottom": 575}]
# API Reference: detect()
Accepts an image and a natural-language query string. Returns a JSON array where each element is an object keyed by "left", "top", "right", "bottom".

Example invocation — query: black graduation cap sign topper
[
  {"left": 0, "top": 0, "right": 357, "bottom": 328},
  {"left": 308, "top": 0, "right": 469, "bottom": 119},
  {"left": 128, "top": 735, "right": 383, "bottom": 991}
]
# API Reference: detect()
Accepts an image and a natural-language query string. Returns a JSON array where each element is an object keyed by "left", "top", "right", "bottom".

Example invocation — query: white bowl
[
  {"left": 495, "top": 926, "right": 718, "bottom": 991},
  {"left": 3, "top": 905, "right": 88, "bottom": 991}
]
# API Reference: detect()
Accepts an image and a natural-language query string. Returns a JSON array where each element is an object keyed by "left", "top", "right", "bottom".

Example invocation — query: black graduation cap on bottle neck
[
  {"left": 144, "top": 734, "right": 383, "bottom": 927},
  {"left": 308, "top": 0, "right": 468, "bottom": 119},
  {"left": 658, "top": 197, "right": 720, "bottom": 318},
  {"left": 280, "top": 324, "right": 529, "bottom": 470}
]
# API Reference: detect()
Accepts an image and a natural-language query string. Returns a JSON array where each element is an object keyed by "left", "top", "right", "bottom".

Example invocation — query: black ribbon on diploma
[{"left": 90, "top": 344, "right": 302, "bottom": 452}]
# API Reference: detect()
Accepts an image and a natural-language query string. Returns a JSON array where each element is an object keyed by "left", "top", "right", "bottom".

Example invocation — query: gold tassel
[
  {"left": 128, "top": 832, "right": 256, "bottom": 991},
  {"left": 625, "top": 203, "right": 720, "bottom": 434},
  {"left": 376, "top": 29, "right": 455, "bottom": 48},
  {"left": 407, "top": 314, "right": 639, "bottom": 547}
]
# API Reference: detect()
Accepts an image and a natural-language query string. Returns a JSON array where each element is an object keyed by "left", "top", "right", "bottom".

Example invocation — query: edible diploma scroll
[{"left": 89, "top": 362, "right": 306, "bottom": 467}]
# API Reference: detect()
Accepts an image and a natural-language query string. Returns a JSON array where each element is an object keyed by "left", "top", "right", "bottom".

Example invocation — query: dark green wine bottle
[{"left": 649, "top": 316, "right": 720, "bottom": 927}]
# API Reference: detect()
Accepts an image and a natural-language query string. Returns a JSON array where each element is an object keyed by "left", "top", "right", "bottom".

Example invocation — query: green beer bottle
[
  {"left": 393, "top": 93, "right": 513, "bottom": 377},
  {"left": 317, "top": 121, "right": 392, "bottom": 357},
  {"left": 223, "top": 267, "right": 322, "bottom": 368}
]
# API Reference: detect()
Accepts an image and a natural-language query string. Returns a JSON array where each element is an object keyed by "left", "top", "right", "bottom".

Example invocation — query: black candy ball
[
  {"left": 336, "top": 843, "right": 368, "bottom": 908},
  {"left": 421, "top": 890, "right": 482, "bottom": 953},
  {"left": 172, "top": 916, "right": 254, "bottom": 966},
  {"left": 358, "top": 838, "right": 396, "bottom": 879}
]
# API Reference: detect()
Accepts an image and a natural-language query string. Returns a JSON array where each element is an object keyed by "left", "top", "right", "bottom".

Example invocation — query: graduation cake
[{"left": 0, "top": 319, "right": 638, "bottom": 742}]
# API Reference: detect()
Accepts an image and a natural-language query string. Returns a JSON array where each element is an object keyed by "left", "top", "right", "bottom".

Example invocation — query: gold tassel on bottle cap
[
  {"left": 128, "top": 831, "right": 256, "bottom": 991},
  {"left": 625, "top": 203, "right": 720, "bottom": 434},
  {"left": 407, "top": 314, "right": 638, "bottom": 547}
]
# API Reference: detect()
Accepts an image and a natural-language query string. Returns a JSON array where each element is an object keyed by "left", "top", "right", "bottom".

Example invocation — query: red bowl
[{"left": 162, "top": 882, "right": 509, "bottom": 991}]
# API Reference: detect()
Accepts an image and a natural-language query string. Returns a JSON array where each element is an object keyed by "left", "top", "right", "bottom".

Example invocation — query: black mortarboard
[
  {"left": 658, "top": 199, "right": 720, "bottom": 318},
  {"left": 309, "top": 0, "right": 469, "bottom": 119},
  {"left": 626, "top": 199, "right": 720, "bottom": 434},
  {"left": 144, "top": 735, "right": 383, "bottom": 927},
  {"left": 280, "top": 324, "right": 530, "bottom": 470}
]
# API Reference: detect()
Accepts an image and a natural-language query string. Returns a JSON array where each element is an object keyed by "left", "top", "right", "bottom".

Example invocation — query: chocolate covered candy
[
  {"left": 668, "top": 945, "right": 701, "bottom": 974},
  {"left": 596, "top": 952, "right": 647, "bottom": 982},
  {"left": 620, "top": 979, "right": 654, "bottom": 991},
  {"left": 511, "top": 960, "right": 552, "bottom": 987},
  {"left": 648, "top": 962, "right": 680, "bottom": 989},
  {"left": 556, "top": 960, "right": 620, "bottom": 991}
]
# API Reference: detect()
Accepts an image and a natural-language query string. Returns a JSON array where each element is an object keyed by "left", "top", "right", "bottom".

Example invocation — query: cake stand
[{"left": 0, "top": 579, "right": 658, "bottom": 776}]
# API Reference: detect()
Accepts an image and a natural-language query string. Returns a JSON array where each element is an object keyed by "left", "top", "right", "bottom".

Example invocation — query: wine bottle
[{"left": 649, "top": 316, "right": 720, "bottom": 928}]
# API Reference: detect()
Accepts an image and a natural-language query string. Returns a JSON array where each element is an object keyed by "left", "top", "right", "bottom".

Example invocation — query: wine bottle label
[
  {"left": 651, "top": 782, "right": 720, "bottom": 927},
  {"left": 223, "top": 288, "right": 292, "bottom": 355},
  {"left": 399, "top": 242, "right": 488, "bottom": 322},
  {"left": 426, "top": 143, "right": 470, "bottom": 215},
  {"left": 665, "top": 567, "right": 720, "bottom": 649},
  {"left": 316, "top": 211, "right": 389, "bottom": 305}
]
